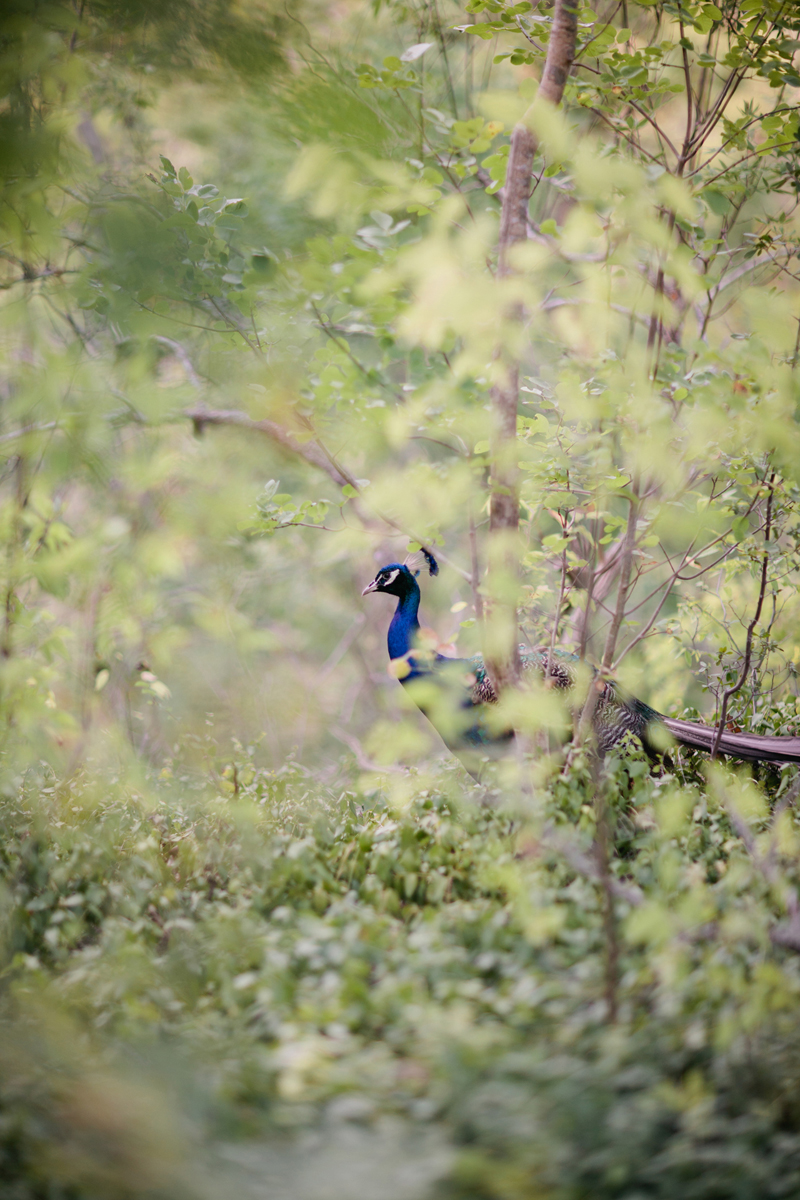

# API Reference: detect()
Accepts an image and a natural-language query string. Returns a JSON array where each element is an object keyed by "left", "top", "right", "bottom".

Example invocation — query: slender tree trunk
[
  {"left": 485, "top": 0, "right": 579, "bottom": 697},
  {"left": 575, "top": 491, "right": 639, "bottom": 745}
]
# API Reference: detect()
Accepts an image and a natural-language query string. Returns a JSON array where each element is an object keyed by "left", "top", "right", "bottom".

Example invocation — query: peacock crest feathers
[{"left": 404, "top": 546, "right": 439, "bottom": 578}]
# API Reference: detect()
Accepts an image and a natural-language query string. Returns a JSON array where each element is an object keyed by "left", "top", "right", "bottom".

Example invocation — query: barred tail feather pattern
[{"left": 662, "top": 717, "right": 800, "bottom": 765}]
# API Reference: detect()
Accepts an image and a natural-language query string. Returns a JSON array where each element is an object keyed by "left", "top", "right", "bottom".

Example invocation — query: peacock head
[
  {"left": 361, "top": 563, "right": 414, "bottom": 598},
  {"left": 362, "top": 548, "right": 438, "bottom": 597}
]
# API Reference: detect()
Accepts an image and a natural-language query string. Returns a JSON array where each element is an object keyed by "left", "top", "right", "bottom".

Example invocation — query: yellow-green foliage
[
  {"left": 3, "top": 753, "right": 800, "bottom": 1197},
  {"left": 4, "top": 0, "right": 800, "bottom": 1194}
]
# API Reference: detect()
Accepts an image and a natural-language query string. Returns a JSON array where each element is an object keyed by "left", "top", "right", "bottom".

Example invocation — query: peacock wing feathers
[{"left": 464, "top": 646, "right": 581, "bottom": 706}]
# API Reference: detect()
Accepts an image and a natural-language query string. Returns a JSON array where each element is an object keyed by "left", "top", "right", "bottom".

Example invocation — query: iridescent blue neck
[{"left": 388, "top": 579, "right": 422, "bottom": 673}]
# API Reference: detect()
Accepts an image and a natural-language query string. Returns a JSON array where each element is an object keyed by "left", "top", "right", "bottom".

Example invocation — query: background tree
[{"left": 3, "top": 0, "right": 800, "bottom": 1194}]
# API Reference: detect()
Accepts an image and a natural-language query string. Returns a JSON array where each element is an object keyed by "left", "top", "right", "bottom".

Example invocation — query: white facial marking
[{"left": 384, "top": 569, "right": 400, "bottom": 587}]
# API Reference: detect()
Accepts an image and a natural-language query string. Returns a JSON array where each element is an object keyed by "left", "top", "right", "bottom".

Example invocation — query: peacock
[{"left": 361, "top": 550, "right": 800, "bottom": 770}]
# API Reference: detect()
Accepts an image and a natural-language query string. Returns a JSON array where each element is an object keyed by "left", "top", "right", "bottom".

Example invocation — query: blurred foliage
[
  {"left": 3, "top": 753, "right": 800, "bottom": 1196},
  {"left": 4, "top": 0, "right": 800, "bottom": 1192}
]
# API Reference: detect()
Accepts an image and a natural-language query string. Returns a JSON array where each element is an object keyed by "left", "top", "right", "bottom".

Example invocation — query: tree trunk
[{"left": 485, "top": 0, "right": 579, "bottom": 697}]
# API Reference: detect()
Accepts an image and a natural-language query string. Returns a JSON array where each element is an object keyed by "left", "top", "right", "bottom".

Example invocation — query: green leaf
[
  {"left": 702, "top": 189, "right": 731, "bottom": 215},
  {"left": 191, "top": 183, "right": 220, "bottom": 199}
]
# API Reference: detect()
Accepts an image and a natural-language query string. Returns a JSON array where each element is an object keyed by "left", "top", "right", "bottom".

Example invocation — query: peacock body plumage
[{"left": 361, "top": 554, "right": 800, "bottom": 769}]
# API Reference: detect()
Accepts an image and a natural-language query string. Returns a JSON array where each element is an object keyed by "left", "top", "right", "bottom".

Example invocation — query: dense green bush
[{"left": 0, "top": 747, "right": 799, "bottom": 1197}]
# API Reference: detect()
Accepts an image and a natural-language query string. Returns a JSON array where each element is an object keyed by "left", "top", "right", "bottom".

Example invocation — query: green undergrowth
[{"left": 2, "top": 750, "right": 800, "bottom": 1198}]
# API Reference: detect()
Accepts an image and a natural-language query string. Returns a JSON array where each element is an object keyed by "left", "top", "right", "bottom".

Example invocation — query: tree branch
[
  {"left": 601, "top": 492, "right": 639, "bottom": 671},
  {"left": 486, "top": 0, "right": 578, "bottom": 698},
  {"left": 575, "top": 490, "right": 639, "bottom": 746},
  {"left": 183, "top": 404, "right": 473, "bottom": 583},
  {"left": 711, "top": 473, "right": 775, "bottom": 760},
  {"left": 184, "top": 405, "right": 352, "bottom": 488}
]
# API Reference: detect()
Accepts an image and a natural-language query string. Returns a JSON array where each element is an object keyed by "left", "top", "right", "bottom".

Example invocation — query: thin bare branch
[
  {"left": 711, "top": 473, "right": 775, "bottom": 760},
  {"left": 601, "top": 492, "right": 639, "bottom": 671},
  {"left": 331, "top": 725, "right": 406, "bottom": 774},
  {"left": 184, "top": 405, "right": 352, "bottom": 488},
  {"left": 0, "top": 423, "right": 60, "bottom": 447}
]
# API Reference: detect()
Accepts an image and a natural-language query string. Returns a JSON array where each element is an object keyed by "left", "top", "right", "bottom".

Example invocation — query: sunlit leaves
[{"left": 250, "top": 480, "right": 332, "bottom": 533}]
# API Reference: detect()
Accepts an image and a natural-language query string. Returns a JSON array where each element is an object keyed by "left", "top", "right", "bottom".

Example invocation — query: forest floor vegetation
[{"left": 3, "top": 740, "right": 800, "bottom": 1198}]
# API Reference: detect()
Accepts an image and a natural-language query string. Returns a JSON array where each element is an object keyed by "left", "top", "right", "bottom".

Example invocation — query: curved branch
[
  {"left": 184, "top": 405, "right": 352, "bottom": 488},
  {"left": 183, "top": 405, "right": 473, "bottom": 582}
]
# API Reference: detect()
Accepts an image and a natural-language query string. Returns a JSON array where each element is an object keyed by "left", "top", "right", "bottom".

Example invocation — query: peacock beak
[{"left": 361, "top": 578, "right": 379, "bottom": 596}]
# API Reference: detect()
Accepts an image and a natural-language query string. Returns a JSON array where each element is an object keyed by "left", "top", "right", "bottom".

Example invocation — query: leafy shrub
[{"left": 0, "top": 749, "right": 799, "bottom": 1197}]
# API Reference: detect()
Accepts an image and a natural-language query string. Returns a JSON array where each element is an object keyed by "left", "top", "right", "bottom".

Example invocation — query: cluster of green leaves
[
  {"left": 145, "top": 157, "right": 251, "bottom": 298},
  {"left": 251, "top": 480, "right": 332, "bottom": 533},
  {"left": 2, "top": 750, "right": 800, "bottom": 1197}
]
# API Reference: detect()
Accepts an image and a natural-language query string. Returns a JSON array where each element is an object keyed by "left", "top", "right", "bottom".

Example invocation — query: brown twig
[
  {"left": 184, "top": 405, "right": 352, "bottom": 488},
  {"left": 468, "top": 503, "right": 485, "bottom": 624},
  {"left": 711, "top": 472, "right": 775, "bottom": 760},
  {"left": 547, "top": 531, "right": 569, "bottom": 681},
  {"left": 601, "top": 491, "right": 639, "bottom": 672},
  {"left": 0, "top": 422, "right": 60, "bottom": 447},
  {"left": 574, "top": 490, "right": 638, "bottom": 749},
  {"left": 595, "top": 772, "right": 620, "bottom": 1023},
  {"left": 331, "top": 725, "right": 406, "bottom": 774}
]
